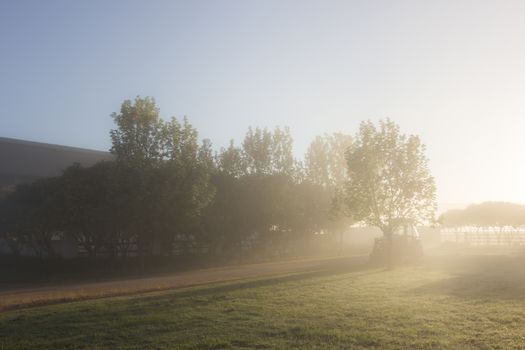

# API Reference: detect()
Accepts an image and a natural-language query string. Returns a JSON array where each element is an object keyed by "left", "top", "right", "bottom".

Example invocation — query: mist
[{"left": 3, "top": 1, "right": 525, "bottom": 349}]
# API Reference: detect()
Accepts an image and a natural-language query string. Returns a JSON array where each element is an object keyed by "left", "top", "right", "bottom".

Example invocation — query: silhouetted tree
[
  {"left": 62, "top": 162, "right": 117, "bottom": 258},
  {"left": 217, "top": 140, "right": 245, "bottom": 178},
  {"left": 109, "top": 97, "right": 214, "bottom": 257},
  {"left": 242, "top": 127, "right": 274, "bottom": 176},
  {"left": 343, "top": 119, "right": 436, "bottom": 265},
  {"left": 1, "top": 178, "right": 64, "bottom": 257},
  {"left": 305, "top": 132, "right": 354, "bottom": 244},
  {"left": 1, "top": 97, "right": 434, "bottom": 264}
]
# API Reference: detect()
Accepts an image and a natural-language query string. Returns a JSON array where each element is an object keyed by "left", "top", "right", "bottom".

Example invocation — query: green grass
[{"left": 2, "top": 252, "right": 525, "bottom": 349}]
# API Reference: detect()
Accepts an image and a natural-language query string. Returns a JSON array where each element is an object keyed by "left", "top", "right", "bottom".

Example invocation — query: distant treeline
[
  {"left": 0, "top": 97, "right": 436, "bottom": 262},
  {"left": 440, "top": 202, "right": 525, "bottom": 227}
]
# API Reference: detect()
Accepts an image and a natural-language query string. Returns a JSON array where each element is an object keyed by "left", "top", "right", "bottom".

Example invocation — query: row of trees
[
  {"left": 440, "top": 202, "right": 525, "bottom": 227},
  {"left": 0, "top": 97, "right": 437, "bottom": 262}
]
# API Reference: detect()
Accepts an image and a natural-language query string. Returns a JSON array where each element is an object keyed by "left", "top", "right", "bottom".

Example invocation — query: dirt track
[{"left": 0, "top": 255, "right": 366, "bottom": 312}]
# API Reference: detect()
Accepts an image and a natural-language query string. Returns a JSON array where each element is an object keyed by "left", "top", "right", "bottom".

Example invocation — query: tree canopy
[
  {"left": 0, "top": 97, "right": 355, "bottom": 259},
  {"left": 343, "top": 119, "right": 436, "bottom": 236},
  {"left": 0, "top": 98, "right": 438, "bottom": 264}
]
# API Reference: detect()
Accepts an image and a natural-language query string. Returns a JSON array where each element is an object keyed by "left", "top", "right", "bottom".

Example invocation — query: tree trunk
[{"left": 384, "top": 231, "right": 393, "bottom": 269}]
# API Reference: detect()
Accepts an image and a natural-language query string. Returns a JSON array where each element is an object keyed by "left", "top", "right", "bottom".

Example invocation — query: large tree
[
  {"left": 109, "top": 97, "right": 214, "bottom": 256},
  {"left": 110, "top": 97, "right": 165, "bottom": 168},
  {"left": 344, "top": 119, "right": 436, "bottom": 238}
]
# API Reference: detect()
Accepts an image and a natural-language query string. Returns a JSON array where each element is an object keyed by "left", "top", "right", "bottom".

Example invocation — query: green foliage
[
  {"left": 242, "top": 126, "right": 296, "bottom": 176},
  {"left": 1, "top": 177, "right": 64, "bottom": 257},
  {"left": 62, "top": 162, "right": 117, "bottom": 257},
  {"left": 305, "top": 132, "right": 352, "bottom": 190},
  {"left": 242, "top": 127, "right": 274, "bottom": 175},
  {"left": 217, "top": 140, "right": 245, "bottom": 178},
  {"left": 204, "top": 126, "right": 346, "bottom": 257},
  {"left": 344, "top": 119, "right": 436, "bottom": 235},
  {"left": 108, "top": 97, "right": 215, "bottom": 256},
  {"left": 0, "top": 97, "right": 436, "bottom": 261},
  {"left": 0, "top": 97, "right": 218, "bottom": 258},
  {"left": 304, "top": 132, "right": 354, "bottom": 239},
  {"left": 110, "top": 96, "right": 164, "bottom": 168}
]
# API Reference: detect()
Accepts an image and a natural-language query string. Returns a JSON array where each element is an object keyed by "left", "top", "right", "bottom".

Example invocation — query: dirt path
[{"left": 0, "top": 255, "right": 366, "bottom": 312}]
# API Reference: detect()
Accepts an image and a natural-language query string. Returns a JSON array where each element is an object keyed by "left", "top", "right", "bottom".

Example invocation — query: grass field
[{"left": 2, "top": 251, "right": 525, "bottom": 349}]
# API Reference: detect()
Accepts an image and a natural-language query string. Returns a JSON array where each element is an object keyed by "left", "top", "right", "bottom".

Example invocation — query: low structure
[
  {"left": 0, "top": 137, "right": 113, "bottom": 257},
  {"left": 0, "top": 136, "right": 113, "bottom": 190}
]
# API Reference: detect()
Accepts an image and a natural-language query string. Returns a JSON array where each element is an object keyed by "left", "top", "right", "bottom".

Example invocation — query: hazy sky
[{"left": 2, "top": 0, "right": 525, "bottom": 208}]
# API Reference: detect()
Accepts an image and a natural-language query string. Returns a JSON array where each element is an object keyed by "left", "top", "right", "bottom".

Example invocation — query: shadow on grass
[
  {"left": 140, "top": 256, "right": 372, "bottom": 301},
  {"left": 0, "top": 255, "right": 372, "bottom": 312},
  {"left": 411, "top": 252, "right": 525, "bottom": 300}
]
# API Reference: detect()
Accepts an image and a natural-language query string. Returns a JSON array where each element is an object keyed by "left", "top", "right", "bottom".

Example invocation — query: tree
[
  {"left": 304, "top": 132, "right": 354, "bottom": 245},
  {"left": 0, "top": 188, "right": 29, "bottom": 256},
  {"left": 110, "top": 96, "right": 165, "bottom": 169},
  {"left": 203, "top": 126, "right": 307, "bottom": 258},
  {"left": 109, "top": 97, "right": 214, "bottom": 257},
  {"left": 217, "top": 140, "right": 245, "bottom": 178},
  {"left": 109, "top": 97, "right": 165, "bottom": 257},
  {"left": 201, "top": 172, "right": 245, "bottom": 257},
  {"left": 156, "top": 117, "right": 215, "bottom": 255},
  {"left": 305, "top": 133, "right": 352, "bottom": 190},
  {"left": 1, "top": 178, "right": 64, "bottom": 257},
  {"left": 242, "top": 127, "right": 273, "bottom": 175},
  {"left": 62, "top": 162, "right": 117, "bottom": 258},
  {"left": 343, "top": 120, "right": 436, "bottom": 264},
  {"left": 271, "top": 127, "right": 295, "bottom": 176}
]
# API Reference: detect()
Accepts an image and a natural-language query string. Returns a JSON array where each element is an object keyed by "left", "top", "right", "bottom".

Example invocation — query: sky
[{"left": 1, "top": 0, "right": 525, "bottom": 209}]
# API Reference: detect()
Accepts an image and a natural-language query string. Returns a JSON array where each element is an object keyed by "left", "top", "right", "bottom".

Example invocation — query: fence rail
[{"left": 441, "top": 227, "right": 525, "bottom": 246}]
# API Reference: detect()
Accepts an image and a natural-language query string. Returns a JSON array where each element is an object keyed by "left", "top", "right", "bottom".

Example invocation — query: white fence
[{"left": 441, "top": 226, "right": 525, "bottom": 246}]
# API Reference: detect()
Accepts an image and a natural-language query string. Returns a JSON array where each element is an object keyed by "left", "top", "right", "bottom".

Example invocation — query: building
[
  {"left": 0, "top": 137, "right": 113, "bottom": 190},
  {"left": 0, "top": 137, "right": 113, "bottom": 258}
]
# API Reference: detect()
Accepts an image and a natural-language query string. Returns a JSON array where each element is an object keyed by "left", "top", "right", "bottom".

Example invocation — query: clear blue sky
[{"left": 2, "top": 0, "right": 525, "bottom": 207}]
